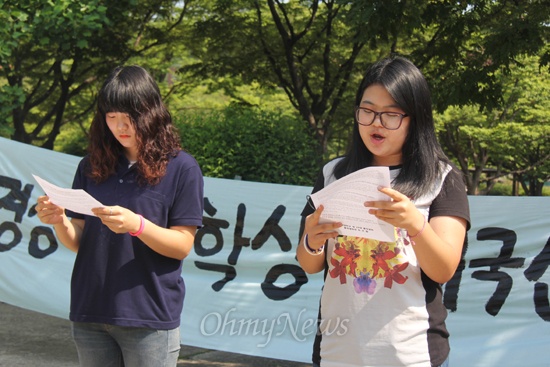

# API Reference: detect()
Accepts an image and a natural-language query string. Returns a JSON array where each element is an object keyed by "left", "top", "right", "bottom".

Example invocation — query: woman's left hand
[
  {"left": 92, "top": 206, "right": 142, "bottom": 234},
  {"left": 364, "top": 187, "right": 425, "bottom": 235},
  {"left": 366, "top": 187, "right": 467, "bottom": 284}
]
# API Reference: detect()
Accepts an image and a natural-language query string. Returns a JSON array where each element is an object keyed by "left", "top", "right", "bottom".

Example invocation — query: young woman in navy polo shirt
[{"left": 36, "top": 65, "right": 204, "bottom": 366}]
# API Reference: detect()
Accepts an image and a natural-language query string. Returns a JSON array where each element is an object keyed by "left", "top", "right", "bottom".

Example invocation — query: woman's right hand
[
  {"left": 304, "top": 205, "right": 342, "bottom": 250},
  {"left": 36, "top": 195, "right": 66, "bottom": 225},
  {"left": 297, "top": 205, "right": 342, "bottom": 274}
]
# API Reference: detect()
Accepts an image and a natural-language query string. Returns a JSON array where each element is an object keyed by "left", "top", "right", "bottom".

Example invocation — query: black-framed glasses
[{"left": 355, "top": 106, "right": 408, "bottom": 130}]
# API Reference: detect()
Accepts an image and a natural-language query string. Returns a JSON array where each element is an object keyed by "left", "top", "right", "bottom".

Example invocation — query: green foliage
[
  {"left": 435, "top": 55, "right": 550, "bottom": 195},
  {"left": 0, "top": 0, "right": 113, "bottom": 146},
  {"left": 0, "top": 84, "right": 23, "bottom": 133},
  {"left": 54, "top": 123, "right": 88, "bottom": 156},
  {"left": 0, "top": 0, "right": 187, "bottom": 148},
  {"left": 180, "top": 0, "right": 550, "bottom": 165},
  {"left": 406, "top": 0, "right": 550, "bottom": 112},
  {"left": 487, "top": 179, "right": 550, "bottom": 197},
  {"left": 4, "top": 0, "right": 549, "bottom": 195},
  {"left": 490, "top": 123, "right": 550, "bottom": 196},
  {"left": 183, "top": 0, "right": 375, "bottom": 154},
  {"left": 175, "top": 106, "right": 320, "bottom": 186},
  {"left": 0, "top": 122, "right": 13, "bottom": 138},
  {"left": 486, "top": 181, "right": 514, "bottom": 196}
]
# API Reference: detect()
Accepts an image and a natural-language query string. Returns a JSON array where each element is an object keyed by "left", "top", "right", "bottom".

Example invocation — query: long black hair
[{"left": 333, "top": 56, "right": 452, "bottom": 199}]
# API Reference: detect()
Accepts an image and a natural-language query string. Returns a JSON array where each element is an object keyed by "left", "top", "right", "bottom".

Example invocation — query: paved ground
[{"left": 0, "top": 302, "right": 310, "bottom": 367}]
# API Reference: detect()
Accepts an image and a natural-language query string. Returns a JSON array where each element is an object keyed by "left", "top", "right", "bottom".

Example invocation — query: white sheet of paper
[
  {"left": 33, "top": 174, "right": 103, "bottom": 216},
  {"left": 309, "top": 166, "right": 395, "bottom": 242}
]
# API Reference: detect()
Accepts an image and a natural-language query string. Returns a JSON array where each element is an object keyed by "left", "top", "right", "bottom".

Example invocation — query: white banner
[{"left": 1, "top": 136, "right": 549, "bottom": 366}]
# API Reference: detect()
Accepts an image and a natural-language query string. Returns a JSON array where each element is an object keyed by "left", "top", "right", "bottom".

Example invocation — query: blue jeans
[{"left": 71, "top": 322, "right": 180, "bottom": 367}]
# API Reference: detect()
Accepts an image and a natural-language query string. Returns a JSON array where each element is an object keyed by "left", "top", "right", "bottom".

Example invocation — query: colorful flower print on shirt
[
  {"left": 353, "top": 271, "right": 377, "bottom": 294},
  {"left": 329, "top": 231, "right": 410, "bottom": 294}
]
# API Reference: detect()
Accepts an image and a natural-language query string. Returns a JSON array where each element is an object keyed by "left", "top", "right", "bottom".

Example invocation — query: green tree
[
  {"left": 183, "top": 0, "right": 381, "bottom": 157},
  {"left": 181, "top": 0, "right": 549, "bottom": 161},
  {"left": 436, "top": 56, "right": 550, "bottom": 195},
  {"left": 492, "top": 123, "right": 549, "bottom": 196},
  {"left": 406, "top": 0, "right": 550, "bottom": 110},
  {"left": 0, "top": 0, "right": 189, "bottom": 149}
]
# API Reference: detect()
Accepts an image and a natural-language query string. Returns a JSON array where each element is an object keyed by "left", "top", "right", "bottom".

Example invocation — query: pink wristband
[
  {"left": 408, "top": 216, "right": 426, "bottom": 246},
  {"left": 129, "top": 214, "right": 145, "bottom": 236}
]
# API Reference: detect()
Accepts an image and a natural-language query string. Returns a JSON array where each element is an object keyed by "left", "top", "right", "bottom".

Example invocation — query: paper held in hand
[
  {"left": 32, "top": 174, "right": 104, "bottom": 216},
  {"left": 309, "top": 166, "right": 395, "bottom": 242}
]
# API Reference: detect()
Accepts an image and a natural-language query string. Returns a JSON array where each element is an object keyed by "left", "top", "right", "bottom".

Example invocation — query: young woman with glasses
[{"left": 297, "top": 56, "right": 470, "bottom": 367}]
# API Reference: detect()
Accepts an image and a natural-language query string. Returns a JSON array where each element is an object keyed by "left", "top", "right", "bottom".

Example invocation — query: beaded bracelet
[
  {"left": 408, "top": 216, "right": 426, "bottom": 246},
  {"left": 129, "top": 214, "right": 145, "bottom": 236},
  {"left": 303, "top": 234, "right": 324, "bottom": 255}
]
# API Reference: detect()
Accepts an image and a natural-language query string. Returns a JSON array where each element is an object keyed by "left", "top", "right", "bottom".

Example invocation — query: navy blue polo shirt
[{"left": 66, "top": 151, "right": 204, "bottom": 329}]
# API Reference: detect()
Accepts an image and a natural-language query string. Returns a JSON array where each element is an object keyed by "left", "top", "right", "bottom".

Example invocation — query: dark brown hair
[{"left": 87, "top": 65, "right": 180, "bottom": 185}]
